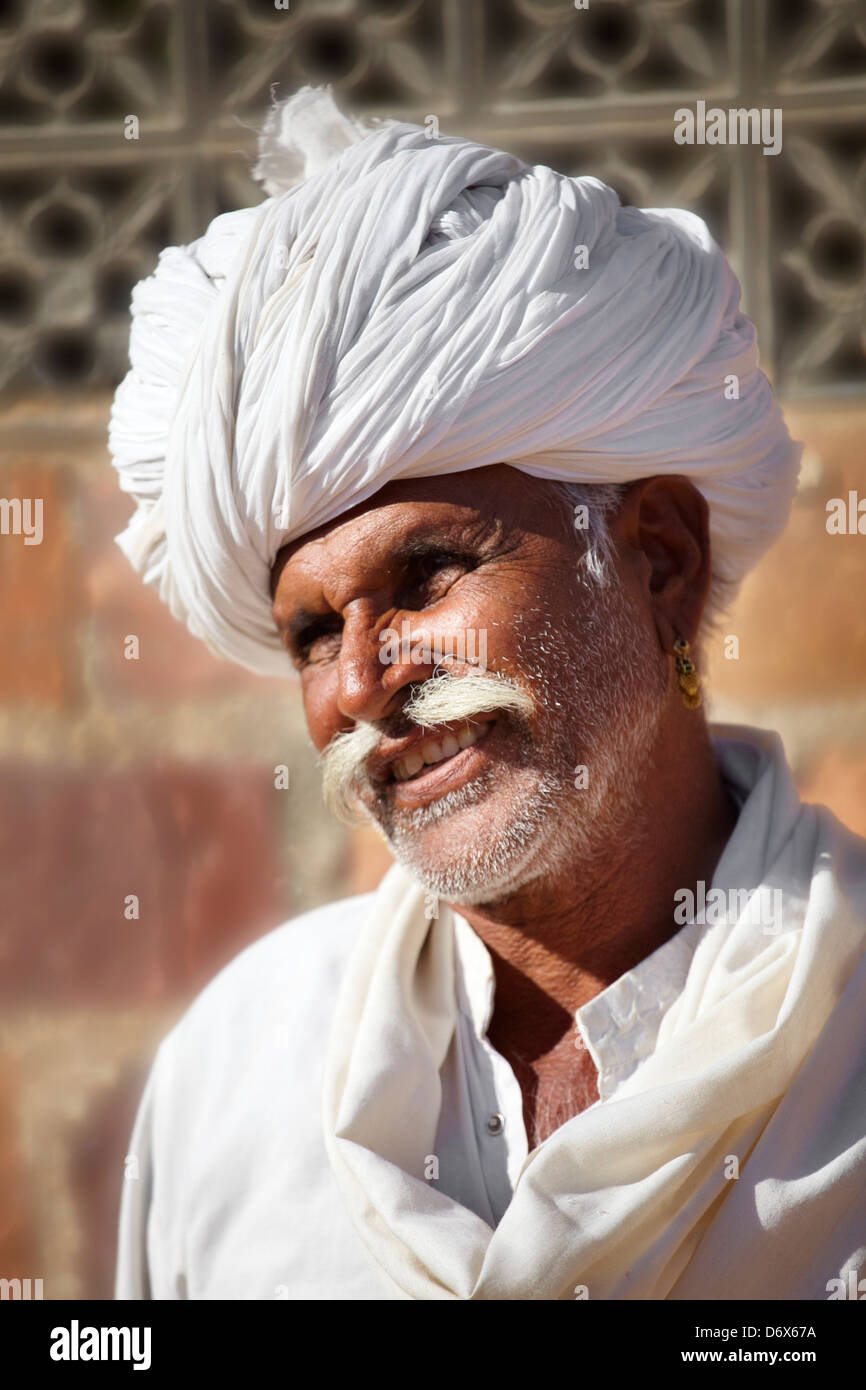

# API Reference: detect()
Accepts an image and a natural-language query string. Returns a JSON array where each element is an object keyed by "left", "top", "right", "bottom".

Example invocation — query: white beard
[{"left": 379, "top": 574, "right": 669, "bottom": 907}]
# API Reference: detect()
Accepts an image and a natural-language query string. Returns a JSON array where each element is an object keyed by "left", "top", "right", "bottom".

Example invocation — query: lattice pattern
[{"left": 0, "top": 0, "right": 863, "bottom": 396}]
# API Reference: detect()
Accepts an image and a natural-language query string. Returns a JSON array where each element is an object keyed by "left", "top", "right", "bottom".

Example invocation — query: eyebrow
[{"left": 277, "top": 517, "right": 505, "bottom": 649}]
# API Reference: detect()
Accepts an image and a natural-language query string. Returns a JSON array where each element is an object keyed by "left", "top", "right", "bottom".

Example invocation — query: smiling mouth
[{"left": 390, "top": 719, "right": 493, "bottom": 783}]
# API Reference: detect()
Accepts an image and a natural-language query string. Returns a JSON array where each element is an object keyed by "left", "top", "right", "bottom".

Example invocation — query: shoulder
[
  {"left": 122, "top": 892, "right": 384, "bottom": 1298},
  {"left": 189, "top": 890, "right": 372, "bottom": 1007},
  {"left": 154, "top": 892, "right": 375, "bottom": 1087}
]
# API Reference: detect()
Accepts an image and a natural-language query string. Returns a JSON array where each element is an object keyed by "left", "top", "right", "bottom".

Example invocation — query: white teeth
[
  {"left": 392, "top": 721, "right": 491, "bottom": 781},
  {"left": 458, "top": 720, "right": 490, "bottom": 749}
]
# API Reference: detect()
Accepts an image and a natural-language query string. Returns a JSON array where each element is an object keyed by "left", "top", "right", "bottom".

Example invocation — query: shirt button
[{"left": 487, "top": 1113, "right": 504, "bottom": 1136}]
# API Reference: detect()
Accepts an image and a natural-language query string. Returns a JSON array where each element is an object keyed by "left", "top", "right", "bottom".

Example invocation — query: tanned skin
[{"left": 271, "top": 466, "right": 739, "bottom": 1146}]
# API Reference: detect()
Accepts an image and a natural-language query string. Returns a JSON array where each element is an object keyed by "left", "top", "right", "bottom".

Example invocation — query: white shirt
[
  {"left": 115, "top": 730, "right": 866, "bottom": 1300},
  {"left": 117, "top": 889, "right": 725, "bottom": 1298}
]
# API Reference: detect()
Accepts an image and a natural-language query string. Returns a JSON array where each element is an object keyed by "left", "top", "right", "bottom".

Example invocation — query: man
[{"left": 109, "top": 87, "right": 866, "bottom": 1300}]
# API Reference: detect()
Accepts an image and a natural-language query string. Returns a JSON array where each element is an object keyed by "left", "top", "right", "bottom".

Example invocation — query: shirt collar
[
  {"left": 450, "top": 723, "right": 784, "bottom": 1102},
  {"left": 453, "top": 910, "right": 497, "bottom": 1040}
]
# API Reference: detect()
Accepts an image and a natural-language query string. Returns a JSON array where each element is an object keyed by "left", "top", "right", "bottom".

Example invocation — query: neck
[{"left": 449, "top": 716, "right": 740, "bottom": 1066}]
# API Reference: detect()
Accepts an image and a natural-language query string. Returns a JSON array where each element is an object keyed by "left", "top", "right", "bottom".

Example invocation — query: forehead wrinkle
[{"left": 296, "top": 508, "right": 478, "bottom": 585}]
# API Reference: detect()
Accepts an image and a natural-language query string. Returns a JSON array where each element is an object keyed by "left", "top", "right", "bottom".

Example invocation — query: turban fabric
[{"left": 108, "top": 86, "right": 801, "bottom": 677}]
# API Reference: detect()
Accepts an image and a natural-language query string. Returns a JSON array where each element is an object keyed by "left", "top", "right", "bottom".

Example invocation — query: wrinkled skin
[{"left": 271, "top": 465, "right": 739, "bottom": 1146}]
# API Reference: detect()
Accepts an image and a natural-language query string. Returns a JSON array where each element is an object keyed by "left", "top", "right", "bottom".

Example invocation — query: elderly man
[{"left": 109, "top": 88, "right": 866, "bottom": 1301}]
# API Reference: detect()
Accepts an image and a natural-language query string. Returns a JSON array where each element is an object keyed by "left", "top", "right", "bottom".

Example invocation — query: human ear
[{"left": 614, "top": 475, "right": 711, "bottom": 650}]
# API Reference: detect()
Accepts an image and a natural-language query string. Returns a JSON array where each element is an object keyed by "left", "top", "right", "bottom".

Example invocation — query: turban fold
[{"left": 108, "top": 85, "right": 801, "bottom": 677}]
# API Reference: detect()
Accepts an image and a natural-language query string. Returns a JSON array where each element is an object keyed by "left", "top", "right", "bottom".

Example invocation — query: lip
[
  {"left": 367, "top": 717, "right": 494, "bottom": 784},
  {"left": 372, "top": 719, "right": 497, "bottom": 810}
]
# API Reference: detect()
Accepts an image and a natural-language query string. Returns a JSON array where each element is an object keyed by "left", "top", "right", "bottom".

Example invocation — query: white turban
[{"left": 108, "top": 85, "right": 801, "bottom": 677}]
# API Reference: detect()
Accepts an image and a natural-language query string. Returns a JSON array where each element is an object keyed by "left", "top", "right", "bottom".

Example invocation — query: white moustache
[{"left": 320, "top": 672, "right": 534, "bottom": 824}]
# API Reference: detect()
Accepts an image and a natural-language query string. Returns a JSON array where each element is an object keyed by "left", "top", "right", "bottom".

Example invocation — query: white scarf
[{"left": 322, "top": 726, "right": 866, "bottom": 1299}]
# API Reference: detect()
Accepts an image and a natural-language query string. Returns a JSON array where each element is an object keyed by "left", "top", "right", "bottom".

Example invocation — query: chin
[{"left": 382, "top": 769, "right": 575, "bottom": 907}]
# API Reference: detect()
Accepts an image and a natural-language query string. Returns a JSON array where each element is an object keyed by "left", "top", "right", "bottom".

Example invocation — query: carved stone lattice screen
[
  {"left": 0, "top": 0, "right": 864, "bottom": 403},
  {"left": 1, "top": 0, "right": 865, "bottom": 1304}
]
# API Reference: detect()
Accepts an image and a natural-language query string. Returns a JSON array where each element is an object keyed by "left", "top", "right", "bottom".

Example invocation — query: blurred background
[{"left": 0, "top": 0, "right": 864, "bottom": 1298}]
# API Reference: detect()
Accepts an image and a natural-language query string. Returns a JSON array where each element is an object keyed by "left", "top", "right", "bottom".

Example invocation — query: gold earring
[{"left": 673, "top": 636, "right": 701, "bottom": 709}]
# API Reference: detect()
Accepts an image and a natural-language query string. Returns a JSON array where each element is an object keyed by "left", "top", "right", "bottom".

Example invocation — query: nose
[{"left": 336, "top": 601, "right": 439, "bottom": 726}]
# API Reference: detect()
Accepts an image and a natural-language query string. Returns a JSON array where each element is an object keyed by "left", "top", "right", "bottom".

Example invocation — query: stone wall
[{"left": 0, "top": 0, "right": 864, "bottom": 1299}]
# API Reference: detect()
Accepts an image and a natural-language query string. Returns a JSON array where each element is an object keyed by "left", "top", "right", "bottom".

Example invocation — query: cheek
[
  {"left": 301, "top": 672, "right": 346, "bottom": 752},
  {"left": 429, "top": 583, "right": 516, "bottom": 661}
]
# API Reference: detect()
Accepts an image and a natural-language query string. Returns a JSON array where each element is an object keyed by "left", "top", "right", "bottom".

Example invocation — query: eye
[
  {"left": 291, "top": 615, "right": 343, "bottom": 669},
  {"left": 398, "top": 548, "right": 474, "bottom": 609}
]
